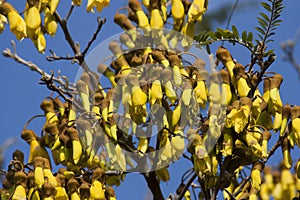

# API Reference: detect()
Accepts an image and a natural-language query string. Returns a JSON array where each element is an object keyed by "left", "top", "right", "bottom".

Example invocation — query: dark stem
[
  {"left": 53, "top": 10, "right": 80, "bottom": 57},
  {"left": 176, "top": 172, "right": 197, "bottom": 200},
  {"left": 143, "top": 171, "right": 164, "bottom": 200},
  {"left": 82, "top": 17, "right": 106, "bottom": 57}
]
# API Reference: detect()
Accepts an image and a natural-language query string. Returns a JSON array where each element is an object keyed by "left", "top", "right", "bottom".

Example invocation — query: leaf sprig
[
  {"left": 255, "top": 0, "right": 284, "bottom": 57},
  {"left": 195, "top": 0, "right": 284, "bottom": 59},
  {"left": 194, "top": 26, "right": 255, "bottom": 54}
]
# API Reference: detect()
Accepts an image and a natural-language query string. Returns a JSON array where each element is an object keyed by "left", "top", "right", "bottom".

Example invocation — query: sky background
[{"left": 0, "top": 0, "right": 300, "bottom": 199}]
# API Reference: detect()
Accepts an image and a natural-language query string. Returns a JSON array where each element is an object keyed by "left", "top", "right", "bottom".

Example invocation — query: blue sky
[{"left": 0, "top": 0, "right": 300, "bottom": 199}]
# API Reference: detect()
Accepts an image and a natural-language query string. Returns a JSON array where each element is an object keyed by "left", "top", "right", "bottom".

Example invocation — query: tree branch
[
  {"left": 143, "top": 171, "right": 164, "bottom": 200},
  {"left": 2, "top": 41, "right": 74, "bottom": 91},
  {"left": 81, "top": 17, "right": 106, "bottom": 57}
]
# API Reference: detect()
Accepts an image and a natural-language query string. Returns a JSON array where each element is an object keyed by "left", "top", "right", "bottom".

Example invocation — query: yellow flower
[
  {"left": 33, "top": 33, "right": 46, "bottom": 53},
  {"left": 0, "top": 3, "right": 27, "bottom": 40},
  {"left": 44, "top": 8, "right": 57, "bottom": 36},
  {"left": 0, "top": 14, "right": 7, "bottom": 33},
  {"left": 87, "top": 0, "right": 110, "bottom": 13},
  {"left": 8, "top": 10, "right": 27, "bottom": 40},
  {"left": 187, "top": 0, "right": 208, "bottom": 22}
]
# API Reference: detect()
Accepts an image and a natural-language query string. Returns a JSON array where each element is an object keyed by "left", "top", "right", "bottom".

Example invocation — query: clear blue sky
[{"left": 0, "top": 1, "right": 300, "bottom": 199}]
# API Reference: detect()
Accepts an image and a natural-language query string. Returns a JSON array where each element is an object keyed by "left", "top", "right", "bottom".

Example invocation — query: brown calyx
[
  {"left": 92, "top": 167, "right": 105, "bottom": 182},
  {"left": 0, "top": 2, "right": 16, "bottom": 16},
  {"left": 282, "top": 104, "right": 291, "bottom": 119},
  {"left": 33, "top": 156, "right": 45, "bottom": 168},
  {"left": 262, "top": 130, "right": 272, "bottom": 140},
  {"left": 220, "top": 69, "right": 230, "bottom": 84},
  {"left": 21, "top": 129, "right": 37, "bottom": 143},
  {"left": 152, "top": 50, "right": 167, "bottom": 63},
  {"left": 233, "top": 63, "right": 246, "bottom": 80},
  {"left": 169, "top": 54, "right": 181, "bottom": 68},
  {"left": 269, "top": 74, "right": 283, "bottom": 90},
  {"left": 109, "top": 41, "right": 123, "bottom": 55},
  {"left": 76, "top": 79, "right": 87, "bottom": 93},
  {"left": 79, "top": 181, "right": 90, "bottom": 199},
  {"left": 105, "top": 186, "right": 116, "bottom": 198},
  {"left": 44, "top": 123, "right": 59, "bottom": 136},
  {"left": 67, "top": 128, "right": 80, "bottom": 141},
  {"left": 67, "top": 178, "right": 79, "bottom": 194},
  {"left": 240, "top": 97, "right": 252, "bottom": 108},
  {"left": 161, "top": 68, "right": 173, "bottom": 82},
  {"left": 128, "top": 0, "right": 143, "bottom": 11},
  {"left": 291, "top": 106, "right": 300, "bottom": 119},
  {"left": 14, "top": 171, "right": 27, "bottom": 187},
  {"left": 40, "top": 99, "right": 55, "bottom": 113},
  {"left": 193, "top": 58, "right": 206, "bottom": 70},
  {"left": 216, "top": 46, "right": 233, "bottom": 64},
  {"left": 252, "top": 161, "right": 264, "bottom": 171},
  {"left": 114, "top": 13, "right": 135, "bottom": 30}
]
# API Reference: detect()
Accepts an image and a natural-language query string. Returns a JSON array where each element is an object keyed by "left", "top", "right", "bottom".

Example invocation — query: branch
[
  {"left": 81, "top": 17, "right": 106, "bottom": 57},
  {"left": 53, "top": 10, "right": 80, "bottom": 57},
  {"left": 176, "top": 172, "right": 197, "bottom": 200},
  {"left": 232, "top": 176, "right": 251, "bottom": 197},
  {"left": 65, "top": 4, "right": 75, "bottom": 21},
  {"left": 2, "top": 41, "right": 74, "bottom": 91},
  {"left": 143, "top": 171, "right": 164, "bottom": 200}
]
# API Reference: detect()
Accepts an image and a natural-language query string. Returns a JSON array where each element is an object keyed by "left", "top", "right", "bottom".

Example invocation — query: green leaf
[
  {"left": 208, "top": 31, "right": 217, "bottom": 40},
  {"left": 259, "top": 12, "right": 270, "bottom": 22},
  {"left": 261, "top": 2, "right": 271, "bottom": 12},
  {"left": 242, "top": 31, "right": 247, "bottom": 43},
  {"left": 258, "top": 17, "right": 268, "bottom": 29},
  {"left": 255, "top": 27, "right": 265, "bottom": 35},
  {"left": 264, "top": 49, "right": 274, "bottom": 57},
  {"left": 247, "top": 32, "right": 253, "bottom": 43},
  {"left": 232, "top": 25, "right": 239, "bottom": 39}
]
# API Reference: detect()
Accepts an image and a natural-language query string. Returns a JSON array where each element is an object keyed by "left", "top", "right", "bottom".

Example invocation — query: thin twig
[
  {"left": 53, "top": 10, "right": 80, "bottom": 57},
  {"left": 232, "top": 176, "right": 251, "bottom": 197},
  {"left": 2, "top": 42, "right": 73, "bottom": 91},
  {"left": 82, "top": 17, "right": 106, "bottom": 57},
  {"left": 176, "top": 172, "right": 197, "bottom": 200},
  {"left": 221, "top": 0, "right": 240, "bottom": 46},
  {"left": 143, "top": 171, "right": 165, "bottom": 200},
  {"left": 65, "top": 4, "right": 75, "bottom": 21}
]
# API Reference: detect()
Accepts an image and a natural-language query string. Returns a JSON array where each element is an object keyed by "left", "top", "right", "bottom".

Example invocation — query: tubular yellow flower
[
  {"left": 156, "top": 167, "right": 170, "bottom": 182},
  {"left": 44, "top": 8, "right": 57, "bottom": 37},
  {"left": 233, "top": 63, "right": 251, "bottom": 97},
  {"left": 150, "top": 0, "right": 164, "bottom": 29},
  {"left": 87, "top": 0, "right": 110, "bottom": 13},
  {"left": 220, "top": 69, "right": 232, "bottom": 106},
  {"left": 33, "top": 33, "right": 46, "bottom": 53},
  {"left": 137, "top": 137, "right": 148, "bottom": 156},
  {"left": 171, "top": 0, "right": 185, "bottom": 20},
  {"left": 129, "top": 0, "right": 150, "bottom": 29},
  {"left": 181, "top": 21, "right": 195, "bottom": 47},
  {"left": 187, "top": 0, "right": 207, "bottom": 22},
  {"left": 1, "top": 3, "right": 27, "bottom": 40},
  {"left": 159, "top": 129, "right": 173, "bottom": 161},
  {"left": 0, "top": 14, "right": 7, "bottom": 33},
  {"left": 25, "top": 6, "right": 41, "bottom": 30},
  {"left": 280, "top": 104, "right": 291, "bottom": 136},
  {"left": 251, "top": 161, "right": 264, "bottom": 190},
  {"left": 216, "top": 46, "right": 235, "bottom": 82}
]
